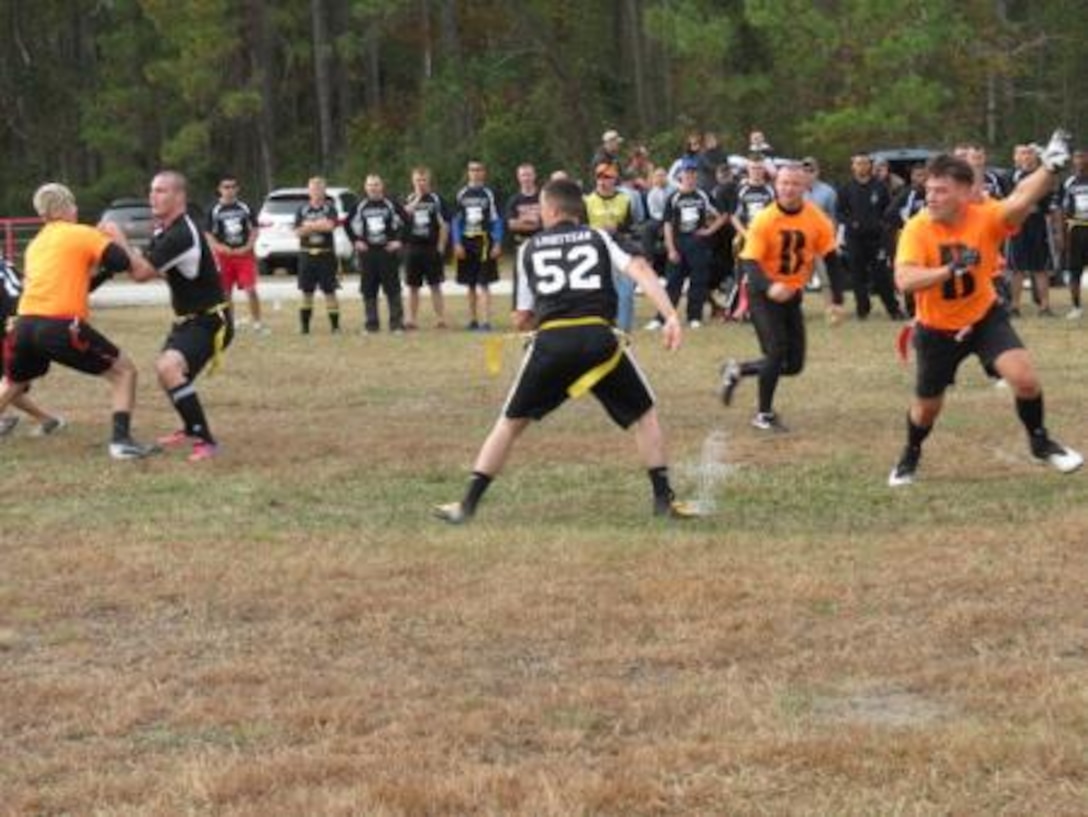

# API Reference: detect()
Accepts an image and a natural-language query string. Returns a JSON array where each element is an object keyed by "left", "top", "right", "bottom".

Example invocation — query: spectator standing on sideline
[
  {"left": 648, "top": 158, "right": 728, "bottom": 329},
  {"left": 584, "top": 163, "right": 637, "bottom": 332},
  {"left": 346, "top": 174, "right": 406, "bottom": 333},
  {"left": 0, "top": 254, "right": 67, "bottom": 439},
  {"left": 591, "top": 129, "right": 625, "bottom": 178},
  {"left": 718, "top": 163, "right": 843, "bottom": 432},
  {"left": 802, "top": 156, "right": 838, "bottom": 297},
  {"left": 667, "top": 131, "right": 708, "bottom": 186},
  {"left": 643, "top": 166, "right": 673, "bottom": 276},
  {"left": 839, "top": 153, "right": 904, "bottom": 320},
  {"left": 1060, "top": 148, "right": 1088, "bottom": 319},
  {"left": 402, "top": 166, "right": 449, "bottom": 330},
  {"left": 1007, "top": 143, "right": 1059, "bottom": 317},
  {"left": 433, "top": 178, "right": 698, "bottom": 524},
  {"left": 135, "top": 171, "right": 235, "bottom": 463},
  {"left": 293, "top": 176, "right": 341, "bottom": 334},
  {"left": 505, "top": 163, "right": 543, "bottom": 249},
  {"left": 0, "top": 183, "right": 156, "bottom": 458},
  {"left": 206, "top": 175, "right": 265, "bottom": 334},
  {"left": 709, "top": 162, "right": 739, "bottom": 318},
  {"left": 452, "top": 160, "right": 503, "bottom": 331},
  {"left": 887, "top": 138, "right": 1082, "bottom": 487}
]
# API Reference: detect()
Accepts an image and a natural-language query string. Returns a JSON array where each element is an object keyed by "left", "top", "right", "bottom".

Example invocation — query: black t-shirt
[
  {"left": 838, "top": 177, "right": 890, "bottom": 236},
  {"left": 346, "top": 197, "right": 405, "bottom": 247},
  {"left": 207, "top": 200, "right": 256, "bottom": 249},
  {"left": 1063, "top": 174, "right": 1088, "bottom": 222},
  {"left": 147, "top": 214, "right": 225, "bottom": 316},
  {"left": 665, "top": 189, "right": 719, "bottom": 234},
  {"left": 403, "top": 191, "right": 447, "bottom": 247},
  {"left": 513, "top": 222, "right": 631, "bottom": 324},
  {"left": 294, "top": 201, "right": 338, "bottom": 253},
  {"left": 733, "top": 182, "right": 775, "bottom": 226},
  {"left": 505, "top": 191, "right": 542, "bottom": 243}
]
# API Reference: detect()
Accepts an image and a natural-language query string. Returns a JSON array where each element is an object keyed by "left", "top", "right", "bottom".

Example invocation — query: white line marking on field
[{"left": 679, "top": 428, "right": 739, "bottom": 515}]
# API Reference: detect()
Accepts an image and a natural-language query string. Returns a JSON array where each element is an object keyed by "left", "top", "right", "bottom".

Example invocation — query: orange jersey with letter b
[{"left": 740, "top": 201, "right": 836, "bottom": 292}]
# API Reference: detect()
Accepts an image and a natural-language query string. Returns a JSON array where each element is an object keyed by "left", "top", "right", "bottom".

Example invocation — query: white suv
[{"left": 254, "top": 186, "right": 359, "bottom": 275}]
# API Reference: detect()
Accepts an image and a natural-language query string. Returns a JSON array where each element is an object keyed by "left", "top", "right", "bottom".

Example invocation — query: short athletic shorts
[
  {"left": 164, "top": 309, "right": 235, "bottom": 379},
  {"left": 456, "top": 236, "right": 499, "bottom": 287},
  {"left": 216, "top": 252, "right": 258, "bottom": 293},
  {"left": 404, "top": 245, "right": 445, "bottom": 288},
  {"left": 297, "top": 252, "right": 339, "bottom": 295},
  {"left": 503, "top": 322, "right": 654, "bottom": 428},
  {"left": 1007, "top": 219, "right": 1051, "bottom": 272},
  {"left": 914, "top": 306, "right": 1023, "bottom": 398},
  {"left": 6, "top": 316, "right": 119, "bottom": 383}
]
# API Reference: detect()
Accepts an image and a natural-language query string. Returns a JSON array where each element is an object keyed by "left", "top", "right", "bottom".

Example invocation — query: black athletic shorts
[
  {"left": 405, "top": 245, "right": 445, "bottom": 288},
  {"left": 456, "top": 236, "right": 499, "bottom": 287},
  {"left": 1007, "top": 220, "right": 1051, "bottom": 271},
  {"left": 164, "top": 309, "right": 234, "bottom": 379},
  {"left": 6, "top": 316, "right": 119, "bottom": 383},
  {"left": 297, "top": 252, "right": 339, "bottom": 295},
  {"left": 1067, "top": 226, "right": 1088, "bottom": 277},
  {"left": 503, "top": 323, "right": 654, "bottom": 428},
  {"left": 914, "top": 306, "right": 1023, "bottom": 398}
]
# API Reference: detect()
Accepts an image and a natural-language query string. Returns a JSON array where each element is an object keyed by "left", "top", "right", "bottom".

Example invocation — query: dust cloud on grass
[{"left": 3, "top": 295, "right": 1088, "bottom": 815}]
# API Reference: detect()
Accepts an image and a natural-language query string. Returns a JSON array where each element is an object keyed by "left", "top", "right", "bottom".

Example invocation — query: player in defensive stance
[
  {"left": 718, "top": 162, "right": 845, "bottom": 430},
  {"left": 888, "top": 134, "right": 1082, "bottom": 486},
  {"left": 434, "top": 178, "right": 698, "bottom": 523}
]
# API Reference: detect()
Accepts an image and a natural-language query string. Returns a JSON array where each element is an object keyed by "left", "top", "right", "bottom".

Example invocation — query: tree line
[{"left": 0, "top": 0, "right": 1083, "bottom": 216}]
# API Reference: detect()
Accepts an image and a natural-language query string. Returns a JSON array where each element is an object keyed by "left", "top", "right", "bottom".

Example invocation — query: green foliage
[{"left": 0, "top": 0, "right": 1086, "bottom": 214}]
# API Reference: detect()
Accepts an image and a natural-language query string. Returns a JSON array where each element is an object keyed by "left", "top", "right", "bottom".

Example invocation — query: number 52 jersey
[{"left": 513, "top": 223, "right": 633, "bottom": 324}]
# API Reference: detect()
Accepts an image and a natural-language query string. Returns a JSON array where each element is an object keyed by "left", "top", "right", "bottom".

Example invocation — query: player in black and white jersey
[
  {"left": 452, "top": 160, "right": 504, "bottom": 331},
  {"left": 434, "top": 178, "right": 699, "bottom": 523},
  {"left": 731, "top": 155, "right": 776, "bottom": 237},
  {"left": 346, "top": 174, "right": 407, "bottom": 333},
  {"left": 132, "top": 171, "right": 234, "bottom": 462},
  {"left": 294, "top": 176, "right": 341, "bottom": 334},
  {"left": 0, "top": 257, "right": 65, "bottom": 438},
  {"left": 206, "top": 175, "right": 264, "bottom": 333},
  {"left": 403, "top": 166, "right": 449, "bottom": 329},
  {"left": 646, "top": 157, "right": 728, "bottom": 329},
  {"left": 1061, "top": 149, "right": 1088, "bottom": 318}
]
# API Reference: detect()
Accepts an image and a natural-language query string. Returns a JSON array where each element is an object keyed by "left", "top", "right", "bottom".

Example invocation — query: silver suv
[{"left": 254, "top": 186, "right": 359, "bottom": 275}]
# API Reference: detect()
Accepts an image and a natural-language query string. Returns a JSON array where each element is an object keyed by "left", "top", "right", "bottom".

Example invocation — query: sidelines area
[{"left": 90, "top": 274, "right": 515, "bottom": 307}]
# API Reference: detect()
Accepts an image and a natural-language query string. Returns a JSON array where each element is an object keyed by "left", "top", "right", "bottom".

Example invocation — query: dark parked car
[{"left": 98, "top": 198, "right": 154, "bottom": 252}]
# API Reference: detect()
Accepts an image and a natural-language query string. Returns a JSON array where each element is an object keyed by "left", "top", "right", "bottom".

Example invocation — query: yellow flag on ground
[{"left": 484, "top": 335, "right": 504, "bottom": 376}]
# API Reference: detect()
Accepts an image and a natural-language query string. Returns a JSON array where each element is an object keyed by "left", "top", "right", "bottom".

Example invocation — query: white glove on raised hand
[{"left": 1038, "top": 128, "right": 1072, "bottom": 173}]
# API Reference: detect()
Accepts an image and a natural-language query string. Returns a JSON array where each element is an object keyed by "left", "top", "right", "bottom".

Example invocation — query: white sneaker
[
  {"left": 0, "top": 415, "right": 19, "bottom": 437},
  {"left": 1032, "top": 439, "right": 1084, "bottom": 474},
  {"left": 688, "top": 320, "right": 702, "bottom": 329},
  {"left": 108, "top": 439, "right": 162, "bottom": 460},
  {"left": 644, "top": 319, "right": 663, "bottom": 331},
  {"left": 1066, "top": 307, "right": 1083, "bottom": 320},
  {"left": 29, "top": 416, "right": 67, "bottom": 437},
  {"left": 751, "top": 412, "right": 788, "bottom": 433},
  {"left": 433, "top": 502, "right": 469, "bottom": 524}
]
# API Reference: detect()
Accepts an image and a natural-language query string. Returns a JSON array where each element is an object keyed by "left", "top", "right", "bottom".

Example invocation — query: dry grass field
[{"left": 3, "top": 288, "right": 1088, "bottom": 816}]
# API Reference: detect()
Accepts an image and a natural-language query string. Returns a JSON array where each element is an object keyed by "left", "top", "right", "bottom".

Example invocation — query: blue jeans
[{"left": 614, "top": 271, "right": 636, "bottom": 332}]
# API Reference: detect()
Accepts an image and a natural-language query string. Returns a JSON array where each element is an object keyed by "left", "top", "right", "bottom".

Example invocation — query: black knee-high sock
[
  {"left": 328, "top": 306, "right": 340, "bottom": 331},
  {"left": 111, "top": 411, "right": 131, "bottom": 443},
  {"left": 648, "top": 466, "right": 673, "bottom": 501},
  {"left": 461, "top": 471, "right": 492, "bottom": 515},
  {"left": 906, "top": 412, "right": 932, "bottom": 455},
  {"left": 300, "top": 306, "right": 313, "bottom": 334},
  {"left": 1016, "top": 394, "right": 1046, "bottom": 440},
  {"left": 168, "top": 382, "right": 214, "bottom": 444}
]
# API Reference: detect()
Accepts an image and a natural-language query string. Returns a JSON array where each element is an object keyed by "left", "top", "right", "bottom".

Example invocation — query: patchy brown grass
[{"left": 3, "top": 290, "right": 1088, "bottom": 815}]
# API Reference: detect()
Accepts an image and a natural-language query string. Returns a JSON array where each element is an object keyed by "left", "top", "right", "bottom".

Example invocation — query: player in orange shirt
[
  {"left": 888, "top": 135, "right": 1082, "bottom": 486},
  {"left": 0, "top": 183, "right": 159, "bottom": 459},
  {"left": 718, "top": 163, "right": 845, "bottom": 431}
]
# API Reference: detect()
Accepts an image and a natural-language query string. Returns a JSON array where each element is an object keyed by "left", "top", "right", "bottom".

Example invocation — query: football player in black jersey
[
  {"left": 294, "top": 176, "right": 341, "bottom": 334},
  {"left": 434, "top": 178, "right": 699, "bottom": 523},
  {"left": 133, "top": 171, "right": 234, "bottom": 462},
  {"left": 403, "top": 166, "right": 449, "bottom": 329}
]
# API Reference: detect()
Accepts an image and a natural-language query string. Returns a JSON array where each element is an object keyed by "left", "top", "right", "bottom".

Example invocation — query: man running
[{"left": 888, "top": 134, "right": 1082, "bottom": 486}]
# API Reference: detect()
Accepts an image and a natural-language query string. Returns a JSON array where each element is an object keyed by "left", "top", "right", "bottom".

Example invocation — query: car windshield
[{"left": 263, "top": 195, "right": 309, "bottom": 217}]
